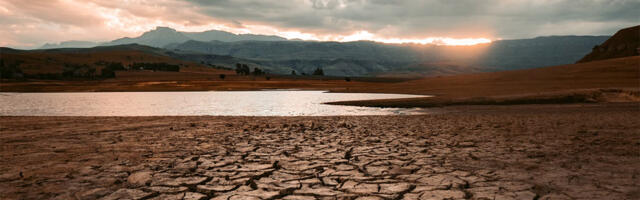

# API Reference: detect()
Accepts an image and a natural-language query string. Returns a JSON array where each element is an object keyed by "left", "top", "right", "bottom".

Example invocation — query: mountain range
[
  {"left": 166, "top": 36, "right": 609, "bottom": 76},
  {"left": 41, "top": 41, "right": 102, "bottom": 49},
  {"left": 34, "top": 26, "right": 617, "bottom": 76},
  {"left": 40, "top": 27, "right": 287, "bottom": 49}
]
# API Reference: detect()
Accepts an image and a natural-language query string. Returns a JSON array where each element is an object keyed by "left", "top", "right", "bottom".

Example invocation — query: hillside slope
[
  {"left": 168, "top": 36, "right": 608, "bottom": 76},
  {"left": 329, "top": 56, "right": 639, "bottom": 107},
  {"left": 0, "top": 44, "right": 231, "bottom": 78},
  {"left": 577, "top": 25, "right": 640, "bottom": 63}
]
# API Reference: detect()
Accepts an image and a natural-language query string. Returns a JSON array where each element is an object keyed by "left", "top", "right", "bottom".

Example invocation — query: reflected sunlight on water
[{"left": 0, "top": 91, "right": 430, "bottom": 116}]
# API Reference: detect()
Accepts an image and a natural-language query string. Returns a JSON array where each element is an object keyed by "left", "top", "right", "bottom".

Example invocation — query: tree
[
  {"left": 313, "top": 67, "right": 324, "bottom": 76},
  {"left": 252, "top": 67, "right": 265, "bottom": 76},
  {"left": 235, "top": 63, "right": 242, "bottom": 74},
  {"left": 86, "top": 68, "right": 96, "bottom": 78},
  {"left": 235, "top": 63, "right": 251, "bottom": 75},
  {"left": 101, "top": 62, "right": 125, "bottom": 78},
  {"left": 0, "top": 60, "right": 23, "bottom": 79},
  {"left": 242, "top": 64, "right": 250, "bottom": 75},
  {"left": 130, "top": 62, "right": 179, "bottom": 72}
]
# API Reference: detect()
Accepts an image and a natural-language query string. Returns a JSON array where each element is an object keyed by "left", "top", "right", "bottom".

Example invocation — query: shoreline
[
  {"left": 326, "top": 88, "right": 640, "bottom": 108},
  {"left": 2, "top": 56, "right": 637, "bottom": 109}
]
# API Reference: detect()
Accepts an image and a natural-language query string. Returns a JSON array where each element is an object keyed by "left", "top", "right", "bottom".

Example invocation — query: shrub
[
  {"left": 235, "top": 63, "right": 251, "bottom": 75},
  {"left": 130, "top": 62, "right": 179, "bottom": 72},
  {"left": 313, "top": 68, "right": 324, "bottom": 76},
  {"left": 252, "top": 67, "right": 265, "bottom": 76}
]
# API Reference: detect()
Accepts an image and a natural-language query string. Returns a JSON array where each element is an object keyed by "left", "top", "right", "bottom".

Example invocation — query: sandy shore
[{"left": 1, "top": 103, "right": 638, "bottom": 199}]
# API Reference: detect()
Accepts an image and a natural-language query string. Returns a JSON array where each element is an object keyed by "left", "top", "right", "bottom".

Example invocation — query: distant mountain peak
[
  {"left": 39, "top": 26, "right": 288, "bottom": 49},
  {"left": 98, "top": 27, "right": 287, "bottom": 48},
  {"left": 40, "top": 40, "right": 100, "bottom": 49},
  {"left": 154, "top": 26, "right": 176, "bottom": 31},
  {"left": 141, "top": 27, "right": 183, "bottom": 37}
]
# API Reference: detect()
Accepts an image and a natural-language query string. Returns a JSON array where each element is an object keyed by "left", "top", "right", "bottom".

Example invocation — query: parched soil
[{"left": 1, "top": 103, "right": 639, "bottom": 199}]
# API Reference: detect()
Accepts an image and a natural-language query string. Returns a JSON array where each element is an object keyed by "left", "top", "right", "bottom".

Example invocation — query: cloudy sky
[{"left": 1, "top": 0, "right": 638, "bottom": 48}]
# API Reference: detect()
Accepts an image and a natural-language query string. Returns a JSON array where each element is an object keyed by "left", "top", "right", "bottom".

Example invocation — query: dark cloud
[
  {"left": 188, "top": 0, "right": 639, "bottom": 38},
  {"left": 1, "top": 0, "right": 638, "bottom": 48}
]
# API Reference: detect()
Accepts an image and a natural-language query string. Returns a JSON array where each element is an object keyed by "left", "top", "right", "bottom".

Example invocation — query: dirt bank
[
  {"left": 1, "top": 103, "right": 638, "bottom": 199},
  {"left": 328, "top": 88, "right": 640, "bottom": 108}
]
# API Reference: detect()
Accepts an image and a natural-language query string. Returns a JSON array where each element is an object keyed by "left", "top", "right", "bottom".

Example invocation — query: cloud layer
[{"left": 1, "top": 0, "right": 638, "bottom": 48}]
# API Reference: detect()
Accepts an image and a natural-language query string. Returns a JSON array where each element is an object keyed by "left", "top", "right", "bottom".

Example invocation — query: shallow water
[{"left": 0, "top": 91, "right": 429, "bottom": 116}]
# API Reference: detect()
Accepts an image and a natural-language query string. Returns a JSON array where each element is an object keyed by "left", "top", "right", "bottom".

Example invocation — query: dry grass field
[{"left": 329, "top": 56, "right": 640, "bottom": 107}]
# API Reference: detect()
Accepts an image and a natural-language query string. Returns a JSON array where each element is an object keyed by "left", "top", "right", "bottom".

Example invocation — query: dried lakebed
[{"left": 0, "top": 103, "right": 638, "bottom": 199}]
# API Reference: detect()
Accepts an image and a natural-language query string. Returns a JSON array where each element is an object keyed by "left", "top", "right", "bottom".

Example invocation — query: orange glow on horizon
[
  {"left": 276, "top": 30, "right": 492, "bottom": 46},
  {"left": 366, "top": 37, "right": 492, "bottom": 46}
]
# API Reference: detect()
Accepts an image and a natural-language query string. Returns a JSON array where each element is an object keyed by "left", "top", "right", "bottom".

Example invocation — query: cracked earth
[{"left": 1, "top": 103, "right": 639, "bottom": 199}]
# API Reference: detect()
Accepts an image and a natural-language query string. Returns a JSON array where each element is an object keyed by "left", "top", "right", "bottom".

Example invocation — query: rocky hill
[{"left": 577, "top": 25, "right": 640, "bottom": 63}]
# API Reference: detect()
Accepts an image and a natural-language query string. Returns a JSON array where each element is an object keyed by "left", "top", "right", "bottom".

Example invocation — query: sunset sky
[{"left": 1, "top": 0, "right": 638, "bottom": 48}]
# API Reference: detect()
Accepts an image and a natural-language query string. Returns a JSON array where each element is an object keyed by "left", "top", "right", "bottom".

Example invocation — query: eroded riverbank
[{"left": 1, "top": 103, "right": 639, "bottom": 199}]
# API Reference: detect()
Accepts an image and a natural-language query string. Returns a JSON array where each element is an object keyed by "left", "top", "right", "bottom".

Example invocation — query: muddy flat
[{"left": 1, "top": 103, "right": 638, "bottom": 199}]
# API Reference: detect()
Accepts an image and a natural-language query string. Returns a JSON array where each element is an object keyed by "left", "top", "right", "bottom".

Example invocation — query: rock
[
  {"left": 197, "top": 184, "right": 239, "bottom": 193},
  {"left": 183, "top": 192, "right": 207, "bottom": 200},
  {"left": 100, "top": 188, "right": 152, "bottom": 200},
  {"left": 152, "top": 176, "right": 208, "bottom": 186},
  {"left": 0, "top": 172, "right": 21, "bottom": 181},
  {"left": 127, "top": 171, "right": 152, "bottom": 186},
  {"left": 354, "top": 196, "right": 384, "bottom": 200},
  {"left": 416, "top": 174, "right": 466, "bottom": 188},
  {"left": 77, "top": 188, "right": 110, "bottom": 199},
  {"left": 282, "top": 195, "right": 317, "bottom": 200},
  {"left": 458, "top": 142, "right": 476, "bottom": 147},
  {"left": 295, "top": 186, "right": 343, "bottom": 197},
  {"left": 148, "top": 192, "right": 205, "bottom": 200},
  {"left": 379, "top": 183, "right": 412, "bottom": 194},
  {"left": 148, "top": 186, "right": 188, "bottom": 193},
  {"left": 340, "top": 180, "right": 379, "bottom": 194},
  {"left": 417, "top": 190, "right": 466, "bottom": 199},
  {"left": 149, "top": 193, "right": 183, "bottom": 200},
  {"left": 538, "top": 193, "right": 573, "bottom": 200}
]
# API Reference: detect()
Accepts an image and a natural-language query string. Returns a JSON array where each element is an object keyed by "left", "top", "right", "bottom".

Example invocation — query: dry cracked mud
[{"left": 1, "top": 103, "right": 639, "bottom": 199}]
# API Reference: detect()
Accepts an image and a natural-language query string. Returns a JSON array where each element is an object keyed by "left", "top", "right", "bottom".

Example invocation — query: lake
[{"left": 0, "top": 91, "right": 429, "bottom": 116}]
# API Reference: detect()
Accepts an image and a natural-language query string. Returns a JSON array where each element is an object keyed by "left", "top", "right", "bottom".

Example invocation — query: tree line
[
  {"left": 0, "top": 59, "right": 23, "bottom": 79},
  {"left": 235, "top": 63, "right": 266, "bottom": 76},
  {"left": 290, "top": 67, "right": 324, "bottom": 76},
  {"left": 0, "top": 60, "right": 181, "bottom": 80},
  {"left": 130, "top": 62, "right": 179, "bottom": 72}
]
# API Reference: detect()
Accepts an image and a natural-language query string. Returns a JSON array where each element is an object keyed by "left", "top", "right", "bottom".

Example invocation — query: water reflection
[{"left": 0, "top": 91, "right": 430, "bottom": 116}]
